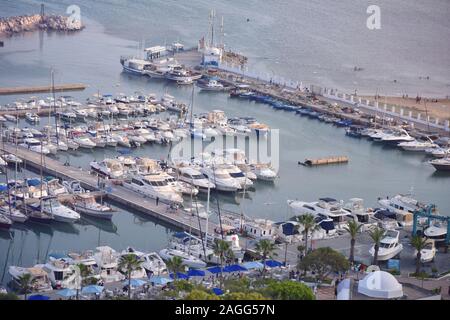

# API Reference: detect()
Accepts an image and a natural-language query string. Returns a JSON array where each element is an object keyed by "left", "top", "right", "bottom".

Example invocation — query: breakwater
[{"left": 0, "top": 14, "right": 84, "bottom": 36}]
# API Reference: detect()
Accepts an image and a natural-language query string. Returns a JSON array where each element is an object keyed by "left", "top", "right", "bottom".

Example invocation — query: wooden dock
[
  {"left": 0, "top": 143, "right": 218, "bottom": 237},
  {"left": 0, "top": 83, "right": 87, "bottom": 95}
]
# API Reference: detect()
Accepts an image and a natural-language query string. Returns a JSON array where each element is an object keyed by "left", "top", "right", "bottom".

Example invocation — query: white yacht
[
  {"left": 0, "top": 204, "right": 28, "bottom": 223},
  {"left": 200, "top": 166, "right": 241, "bottom": 192},
  {"left": 250, "top": 164, "right": 277, "bottom": 181},
  {"left": 159, "top": 248, "right": 207, "bottom": 269},
  {"left": 93, "top": 246, "right": 125, "bottom": 283},
  {"left": 424, "top": 223, "right": 448, "bottom": 242},
  {"left": 90, "top": 159, "right": 124, "bottom": 179},
  {"left": 122, "top": 173, "right": 183, "bottom": 205},
  {"left": 45, "top": 178, "right": 68, "bottom": 196},
  {"left": 288, "top": 197, "right": 349, "bottom": 219},
  {"left": 73, "top": 136, "right": 96, "bottom": 149},
  {"left": 29, "top": 196, "right": 80, "bottom": 223},
  {"left": 380, "top": 129, "right": 415, "bottom": 145},
  {"left": 112, "top": 133, "right": 132, "bottom": 148},
  {"left": 2, "top": 154, "right": 23, "bottom": 165},
  {"left": 429, "top": 157, "right": 450, "bottom": 171},
  {"left": 39, "top": 256, "right": 79, "bottom": 289},
  {"left": 414, "top": 239, "right": 436, "bottom": 263},
  {"left": 378, "top": 194, "right": 425, "bottom": 226},
  {"left": 176, "top": 166, "right": 215, "bottom": 192},
  {"left": 369, "top": 230, "right": 403, "bottom": 261},
  {"left": 161, "top": 172, "right": 199, "bottom": 196},
  {"left": 118, "top": 252, "right": 147, "bottom": 279},
  {"left": 9, "top": 266, "right": 53, "bottom": 292},
  {"left": 25, "top": 112, "right": 40, "bottom": 123},
  {"left": 398, "top": 137, "right": 438, "bottom": 152},
  {"left": 125, "top": 247, "right": 167, "bottom": 275},
  {"left": 220, "top": 164, "right": 253, "bottom": 189},
  {"left": 169, "top": 232, "right": 221, "bottom": 265},
  {"left": 73, "top": 193, "right": 113, "bottom": 220},
  {"left": 20, "top": 138, "right": 51, "bottom": 155}
]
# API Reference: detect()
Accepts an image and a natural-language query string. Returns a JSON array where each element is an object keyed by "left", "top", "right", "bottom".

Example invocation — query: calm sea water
[{"left": 0, "top": 0, "right": 449, "bottom": 287}]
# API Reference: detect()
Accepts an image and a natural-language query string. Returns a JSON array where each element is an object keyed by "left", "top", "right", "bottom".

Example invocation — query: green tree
[
  {"left": 411, "top": 235, "right": 428, "bottom": 275},
  {"left": 223, "top": 278, "right": 251, "bottom": 293},
  {"left": 296, "top": 214, "right": 320, "bottom": 255},
  {"left": 369, "top": 227, "right": 385, "bottom": 265},
  {"left": 118, "top": 254, "right": 143, "bottom": 299},
  {"left": 213, "top": 239, "right": 234, "bottom": 288},
  {"left": 224, "top": 292, "right": 268, "bottom": 300},
  {"left": 166, "top": 256, "right": 185, "bottom": 281},
  {"left": 265, "top": 280, "right": 315, "bottom": 300},
  {"left": 76, "top": 263, "right": 93, "bottom": 299},
  {"left": 0, "top": 293, "right": 19, "bottom": 300},
  {"left": 255, "top": 239, "right": 278, "bottom": 278},
  {"left": 299, "top": 247, "right": 349, "bottom": 282},
  {"left": 185, "top": 289, "right": 220, "bottom": 300},
  {"left": 18, "top": 273, "right": 36, "bottom": 300},
  {"left": 343, "top": 220, "right": 363, "bottom": 264}
]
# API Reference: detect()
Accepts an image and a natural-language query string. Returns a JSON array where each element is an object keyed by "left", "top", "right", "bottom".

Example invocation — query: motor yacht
[
  {"left": 90, "top": 159, "right": 124, "bottom": 179},
  {"left": 200, "top": 166, "right": 241, "bottom": 192},
  {"left": 168, "top": 232, "right": 220, "bottom": 265},
  {"left": 161, "top": 172, "right": 199, "bottom": 196},
  {"left": 73, "top": 193, "right": 113, "bottom": 220},
  {"left": 159, "top": 248, "right": 207, "bottom": 269},
  {"left": 398, "top": 137, "right": 438, "bottom": 152},
  {"left": 29, "top": 196, "right": 80, "bottom": 223},
  {"left": 122, "top": 173, "right": 184, "bottom": 205},
  {"left": 369, "top": 230, "right": 403, "bottom": 261},
  {"left": 380, "top": 129, "right": 415, "bottom": 145},
  {"left": 378, "top": 194, "right": 425, "bottom": 226},
  {"left": 39, "top": 255, "right": 79, "bottom": 289},
  {"left": 20, "top": 138, "right": 51, "bottom": 155},
  {"left": 0, "top": 203, "right": 28, "bottom": 223},
  {"left": 429, "top": 157, "right": 450, "bottom": 171},
  {"left": 2, "top": 154, "right": 23, "bottom": 165},
  {"left": 73, "top": 136, "right": 96, "bottom": 149},
  {"left": 45, "top": 178, "right": 68, "bottom": 196},
  {"left": 175, "top": 166, "right": 215, "bottom": 192},
  {"left": 8, "top": 266, "right": 53, "bottom": 292},
  {"left": 220, "top": 164, "right": 253, "bottom": 189},
  {"left": 424, "top": 223, "right": 448, "bottom": 242},
  {"left": 124, "top": 247, "right": 167, "bottom": 275},
  {"left": 249, "top": 164, "right": 277, "bottom": 181},
  {"left": 93, "top": 246, "right": 125, "bottom": 283},
  {"left": 118, "top": 252, "right": 147, "bottom": 279},
  {"left": 25, "top": 112, "right": 40, "bottom": 123},
  {"left": 414, "top": 239, "right": 436, "bottom": 263}
]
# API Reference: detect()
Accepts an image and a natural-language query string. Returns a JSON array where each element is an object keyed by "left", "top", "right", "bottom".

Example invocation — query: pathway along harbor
[{"left": 0, "top": 9, "right": 449, "bottom": 301}]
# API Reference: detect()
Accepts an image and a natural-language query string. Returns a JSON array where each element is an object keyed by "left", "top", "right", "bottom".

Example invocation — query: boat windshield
[
  {"left": 229, "top": 172, "right": 245, "bottom": 178},
  {"left": 214, "top": 173, "right": 230, "bottom": 179},
  {"left": 144, "top": 179, "right": 168, "bottom": 187}
]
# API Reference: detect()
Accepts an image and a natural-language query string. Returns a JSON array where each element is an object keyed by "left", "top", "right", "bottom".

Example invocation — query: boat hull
[{"left": 75, "top": 205, "right": 113, "bottom": 220}]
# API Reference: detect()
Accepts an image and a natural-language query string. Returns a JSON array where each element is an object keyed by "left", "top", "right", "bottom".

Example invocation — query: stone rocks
[{"left": 0, "top": 14, "right": 84, "bottom": 36}]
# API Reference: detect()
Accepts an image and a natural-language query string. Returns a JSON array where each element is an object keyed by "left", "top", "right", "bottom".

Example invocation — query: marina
[{"left": 0, "top": 1, "right": 449, "bottom": 302}]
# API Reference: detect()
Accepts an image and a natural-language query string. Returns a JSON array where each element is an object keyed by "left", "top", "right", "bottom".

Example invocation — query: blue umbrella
[
  {"left": 28, "top": 294, "right": 50, "bottom": 300},
  {"left": 170, "top": 272, "right": 189, "bottom": 280},
  {"left": 123, "top": 279, "right": 147, "bottom": 287},
  {"left": 56, "top": 288, "right": 77, "bottom": 298},
  {"left": 265, "top": 260, "right": 283, "bottom": 268},
  {"left": 81, "top": 285, "right": 104, "bottom": 294},
  {"left": 149, "top": 276, "right": 173, "bottom": 286},
  {"left": 187, "top": 269, "right": 206, "bottom": 277},
  {"left": 224, "top": 264, "right": 248, "bottom": 273},
  {"left": 212, "top": 288, "right": 224, "bottom": 296},
  {"left": 0, "top": 184, "right": 8, "bottom": 192},
  {"left": 206, "top": 266, "right": 223, "bottom": 274},
  {"left": 241, "top": 261, "right": 264, "bottom": 270}
]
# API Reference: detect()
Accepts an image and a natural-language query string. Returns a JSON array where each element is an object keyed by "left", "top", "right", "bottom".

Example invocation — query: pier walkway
[
  {"left": 0, "top": 84, "right": 86, "bottom": 96},
  {"left": 0, "top": 143, "right": 219, "bottom": 237}
]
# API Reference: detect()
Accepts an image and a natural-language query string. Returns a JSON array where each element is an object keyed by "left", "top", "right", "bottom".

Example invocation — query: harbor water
[{"left": 0, "top": 0, "right": 449, "bottom": 286}]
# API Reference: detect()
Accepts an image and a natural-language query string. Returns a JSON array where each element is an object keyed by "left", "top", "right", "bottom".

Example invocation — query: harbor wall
[{"left": 0, "top": 14, "right": 83, "bottom": 36}]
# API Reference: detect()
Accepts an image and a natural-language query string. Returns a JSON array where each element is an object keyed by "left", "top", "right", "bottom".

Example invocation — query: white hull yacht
[{"left": 369, "top": 230, "right": 403, "bottom": 261}]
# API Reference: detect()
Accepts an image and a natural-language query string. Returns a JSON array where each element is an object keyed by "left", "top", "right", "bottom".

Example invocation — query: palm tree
[
  {"left": 344, "top": 220, "right": 363, "bottom": 264},
  {"left": 166, "top": 256, "right": 185, "bottom": 281},
  {"left": 255, "top": 239, "right": 278, "bottom": 278},
  {"left": 75, "top": 263, "right": 92, "bottom": 299},
  {"left": 213, "top": 239, "right": 233, "bottom": 288},
  {"left": 18, "top": 273, "right": 36, "bottom": 300},
  {"left": 369, "top": 227, "right": 385, "bottom": 265},
  {"left": 411, "top": 235, "right": 428, "bottom": 275},
  {"left": 118, "top": 254, "right": 143, "bottom": 299},
  {"left": 296, "top": 214, "right": 320, "bottom": 255}
]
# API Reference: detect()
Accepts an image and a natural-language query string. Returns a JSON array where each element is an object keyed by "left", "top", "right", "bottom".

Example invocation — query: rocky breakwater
[{"left": 0, "top": 14, "right": 84, "bottom": 36}]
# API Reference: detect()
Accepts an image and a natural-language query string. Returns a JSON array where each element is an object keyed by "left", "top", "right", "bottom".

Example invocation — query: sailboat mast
[{"left": 52, "top": 70, "right": 60, "bottom": 145}]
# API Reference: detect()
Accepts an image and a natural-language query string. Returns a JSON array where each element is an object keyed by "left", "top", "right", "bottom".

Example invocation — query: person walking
[{"left": 156, "top": 197, "right": 159, "bottom": 206}]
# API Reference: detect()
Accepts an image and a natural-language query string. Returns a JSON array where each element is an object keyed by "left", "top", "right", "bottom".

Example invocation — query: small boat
[
  {"left": 90, "top": 159, "right": 124, "bottom": 179},
  {"left": 250, "top": 164, "right": 277, "bottom": 181},
  {"left": 0, "top": 203, "right": 28, "bottom": 223},
  {"left": 73, "top": 194, "right": 113, "bottom": 220},
  {"left": 20, "top": 138, "right": 51, "bottom": 155},
  {"left": 73, "top": 136, "right": 96, "bottom": 149},
  {"left": 159, "top": 248, "right": 207, "bottom": 269},
  {"left": 429, "top": 157, "right": 450, "bottom": 171},
  {"left": 8, "top": 266, "right": 53, "bottom": 292},
  {"left": 124, "top": 247, "right": 167, "bottom": 275},
  {"left": 29, "top": 196, "right": 80, "bottom": 224},
  {"left": 4, "top": 115, "right": 17, "bottom": 122},
  {"left": 424, "top": 223, "right": 448, "bottom": 242},
  {"left": 369, "top": 230, "right": 403, "bottom": 261},
  {"left": 25, "top": 113, "right": 40, "bottom": 123}
]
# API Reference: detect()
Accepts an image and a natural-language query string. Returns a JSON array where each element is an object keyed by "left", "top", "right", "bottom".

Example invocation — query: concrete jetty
[{"left": 0, "top": 83, "right": 87, "bottom": 96}]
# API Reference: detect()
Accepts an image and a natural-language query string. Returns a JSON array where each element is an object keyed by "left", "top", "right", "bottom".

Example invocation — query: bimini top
[{"left": 358, "top": 271, "right": 403, "bottom": 299}]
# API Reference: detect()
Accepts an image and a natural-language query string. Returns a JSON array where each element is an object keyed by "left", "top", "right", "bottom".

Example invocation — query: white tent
[{"left": 358, "top": 271, "right": 403, "bottom": 299}]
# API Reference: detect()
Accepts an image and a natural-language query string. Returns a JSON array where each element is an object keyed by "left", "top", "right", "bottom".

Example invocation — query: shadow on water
[
  {"left": 430, "top": 171, "right": 450, "bottom": 179},
  {"left": 78, "top": 216, "right": 118, "bottom": 235}
]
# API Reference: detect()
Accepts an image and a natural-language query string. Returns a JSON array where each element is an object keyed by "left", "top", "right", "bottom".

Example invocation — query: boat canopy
[
  {"left": 319, "top": 219, "right": 335, "bottom": 231},
  {"left": 26, "top": 178, "right": 42, "bottom": 187}
]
